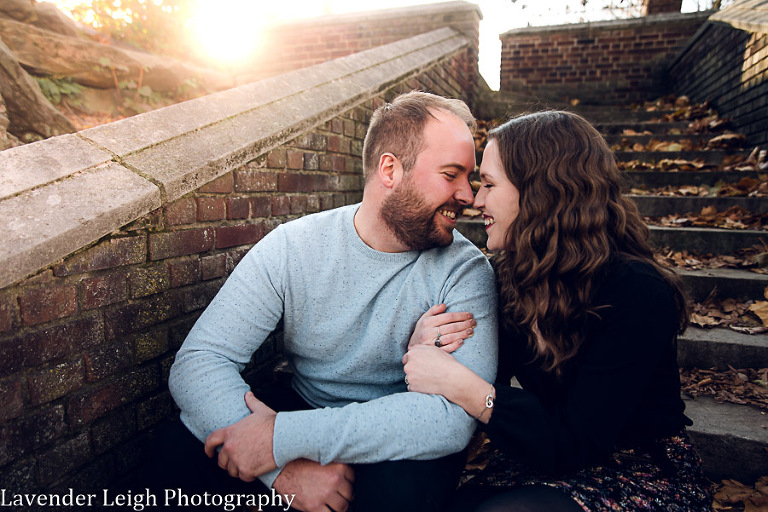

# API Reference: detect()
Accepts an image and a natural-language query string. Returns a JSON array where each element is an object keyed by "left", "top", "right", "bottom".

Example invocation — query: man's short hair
[{"left": 362, "top": 91, "right": 476, "bottom": 181}]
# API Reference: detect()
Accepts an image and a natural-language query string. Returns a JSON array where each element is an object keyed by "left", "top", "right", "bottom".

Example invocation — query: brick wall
[
  {"left": 643, "top": 0, "right": 683, "bottom": 15},
  {"left": 241, "top": 1, "right": 481, "bottom": 104},
  {"left": 669, "top": 18, "right": 768, "bottom": 146},
  {"left": 498, "top": 12, "right": 709, "bottom": 104},
  {"left": 0, "top": 33, "right": 472, "bottom": 501}
]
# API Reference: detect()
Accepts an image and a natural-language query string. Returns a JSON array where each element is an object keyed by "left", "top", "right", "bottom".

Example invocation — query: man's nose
[{"left": 455, "top": 178, "right": 474, "bottom": 206}]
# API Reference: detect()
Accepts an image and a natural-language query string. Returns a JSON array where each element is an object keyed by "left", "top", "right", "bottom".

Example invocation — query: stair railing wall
[{"left": 669, "top": 2, "right": 768, "bottom": 146}]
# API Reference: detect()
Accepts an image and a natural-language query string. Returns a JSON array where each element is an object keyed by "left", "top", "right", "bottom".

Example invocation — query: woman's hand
[
  {"left": 403, "top": 345, "right": 496, "bottom": 423},
  {"left": 409, "top": 304, "right": 476, "bottom": 353},
  {"left": 402, "top": 344, "right": 462, "bottom": 397}
]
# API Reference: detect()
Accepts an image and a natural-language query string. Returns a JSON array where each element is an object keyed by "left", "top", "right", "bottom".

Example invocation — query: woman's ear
[{"left": 378, "top": 153, "right": 401, "bottom": 189}]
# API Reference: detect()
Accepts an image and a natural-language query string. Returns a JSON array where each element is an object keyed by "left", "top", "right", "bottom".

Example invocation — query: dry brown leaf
[
  {"left": 691, "top": 312, "right": 720, "bottom": 327},
  {"left": 750, "top": 301, "right": 768, "bottom": 326}
]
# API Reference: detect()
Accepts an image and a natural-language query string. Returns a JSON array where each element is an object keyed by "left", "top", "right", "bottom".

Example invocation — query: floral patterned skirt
[{"left": 459, "top": 431, "right": 714, "bottom": 512}]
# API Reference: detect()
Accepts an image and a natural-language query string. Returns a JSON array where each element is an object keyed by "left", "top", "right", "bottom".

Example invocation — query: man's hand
[
  {"left": 273, "top": 459, "right": 354, "bottom": 512},
  {"left": 204, "top": 391, "right": 278, "bottom": 481}
]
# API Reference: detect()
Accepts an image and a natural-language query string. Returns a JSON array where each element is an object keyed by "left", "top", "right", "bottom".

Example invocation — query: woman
[{"left": 402, "top": 111, "right": 713, "bottom": 512}]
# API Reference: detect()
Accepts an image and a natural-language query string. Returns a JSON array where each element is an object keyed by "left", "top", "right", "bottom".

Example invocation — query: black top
[{"left": 484, "top": 257, "right": 690, "bottom": 475}]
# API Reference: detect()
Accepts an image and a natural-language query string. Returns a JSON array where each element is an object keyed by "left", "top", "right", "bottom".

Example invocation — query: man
[{"left": 168, "top": 91, "right": 498, "bottom": 512}]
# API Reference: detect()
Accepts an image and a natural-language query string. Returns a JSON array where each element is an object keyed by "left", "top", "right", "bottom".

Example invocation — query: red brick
[
  {"left": 215, "top": 224, "right": 266, "bottom": 249},
  {"left": 164, "top": 198, "right": 197, "bottom": 226},
  {"left": 267, "top": 149, "right": 287, "bottom": 168},
  {"left": 290, "top": 195, "right": 308, "bottom": 214},
  {"left": 330, "top": 118, "right": 343, "bottom": 133},
  {"left": 199, "top": 173, "right": 234, "bottom": 193},
  {"left": 37, "top": 432, "right": 91, "bottom": 485},
  {"left": 148, "top": 229, "right": 214, "bottom": 260},
  {"left": 234, "top": 170, "right": 277, "bottom": 192},
  {"left": 272, "top": 196, "right": 291, "bottom": 216},
  {"left": 19, "top": 314, "right": 103, "bottom": 367},
  {"left": 196, "top": 197, "right": 227, "bottom": 222},
  {"left": 19, "top": 284, "right": 77, "bottom": 327},
  {"left": 0, "top": 377, "right": 24, "bottom": 422},
  {"left": 129, "top": 265, "right": 170, "bottom": 299},
  {"left": 226, "top": 247, "right": 251, "bottom": 273},
  {"left": 286, "top": 150, "right": 304, "bottom": 170},
  {"left": 295, "top": 133, "right": 327, "bottom": 151},
  {"left": 91, "top": 407, "right": 137, "bottom": 455},
  {"left": 182, "top": 280, "right": 223, "bottom": 313},
  {"left": 333, "top": 155, "right": 347, "bottom": 173},
  {"left": 137, "top": 392, "right": 174, "bottom": 430},
  {"left": 250, "top": 197, "right": 272, "bottom": 218},
  {"left": 0, "top": 404, "right": 67, "bottom": 467},
  {"left": 54, "top": 237, "right": 146, "bottom": 276},
  {"left": 28, "top": 358, "right": 85, "bottom": 406},
  {"left": 81, "top": 272, "right": 128, "bottom": 309},
  {"left": 343, "top": 119, "right": 355, "bottom": 137},
  {"left": 84, "top": 340, "right": 134, "bottom": 382},
  {"left": 304, "top": 153, "right": 319, "bottom": 171},
  {"left": 327, "top": 135, "right": 342, "bottom": 153},
  {"left": 133, "top": 329, "right": 169, "bottom": 363},
  {"left": 103, "top": 292, "right": 181, "bottom": 340},
  {"left": 201, "top": 254, "right": 227, "bottom": 280},
  {"left": 0, "top": 294, "right": 14, "bottom": 333},
  {"left": 168, "top": 257, "right": 201, "bottom": 288},
  {"left": 68, "top": 365, "right": 160, "bottom": 426},
  {"left": 320, "top": 195, "right": 336, "bottom": 211},
  {"left": 306, "top": 195, "right": 321, "bottom": 213},
  {"left": 227, "top": 197, "right": 250, "bottom": 220}
]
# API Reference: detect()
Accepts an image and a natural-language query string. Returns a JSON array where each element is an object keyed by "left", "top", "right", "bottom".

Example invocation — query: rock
[
  {"left": 0, "top": 17, "right": 233, "bottom": 93},
  {"left": 0, "top": 0, "right": 36, "bottom": 23},
  {"left": 0, "top": 92, "right": 22, "bottom": 151},
  {"left": 30, "top": 2, "right": 82, "bottom": 39},
  {"left": 0, "top": 37, "right": 75, "bottom": 142}
]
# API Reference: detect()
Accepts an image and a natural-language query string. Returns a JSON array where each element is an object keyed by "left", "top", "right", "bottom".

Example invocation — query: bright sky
[{"left": 43, "top": 0, "right": 713, "bottom": 90}]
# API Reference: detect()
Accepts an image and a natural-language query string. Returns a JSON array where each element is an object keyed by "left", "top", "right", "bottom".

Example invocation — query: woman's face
[{"left": 473, "top": 139, "right": 520, "bottom": 251}]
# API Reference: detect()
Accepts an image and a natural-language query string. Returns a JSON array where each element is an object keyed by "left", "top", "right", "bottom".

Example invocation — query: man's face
[{"left": 381, "top": 110, "right": 476, "bottom": 251}]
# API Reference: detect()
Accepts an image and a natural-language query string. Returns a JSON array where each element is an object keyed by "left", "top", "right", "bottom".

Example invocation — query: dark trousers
[{"left": 135, "top": 381, "right": 467, "bottom": 511}]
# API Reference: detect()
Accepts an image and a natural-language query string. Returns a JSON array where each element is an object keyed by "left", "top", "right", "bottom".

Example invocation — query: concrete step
[
  {"left": 678, "top": 267, "right": 768, "bottom": 302},
  {"left": 648, "top": 225, "right": 767, "bottom": 254},
  {"left": 629, "top": 195, "right": 768, "bottom": 216},
  {"left": 679, "top": 326, "right": 768, "bottom": 370},
  {"left": 597, "top": 121, "right": 691, "bottom": 135},
  {"left": 685, "top": 396, "right": 768, "bottom": 483},
  {"left": 605, "top": 133, "right": 718, "bottom": 148},
  {"left": 623, "top": 170, "right": 762, "bottom": 188},
  {"left": 567, "top": 106, "right": 675, "bottom": 124},
  {"left": 456, "top": 219, "right": 767, "bottom": 255},
  {"left": 615, "top": 149, "right": 747, "bottom": 165}
]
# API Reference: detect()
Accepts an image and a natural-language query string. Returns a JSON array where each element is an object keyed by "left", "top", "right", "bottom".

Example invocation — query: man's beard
[{"left": 380, "top": 177, "right": 455, "bottom": 251}]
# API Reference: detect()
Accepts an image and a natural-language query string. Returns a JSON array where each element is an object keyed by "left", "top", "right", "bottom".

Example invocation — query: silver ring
[
  {"left": 404, "top": 375, "right": 409, "bottom": 385},
  {"left": 435, "top": 326, "right": 442, "bottom": 347}
]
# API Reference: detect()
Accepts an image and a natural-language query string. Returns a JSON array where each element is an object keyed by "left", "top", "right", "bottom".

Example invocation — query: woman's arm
[{"left": 403, "top": 345, "right": 496, "bottom": 423}]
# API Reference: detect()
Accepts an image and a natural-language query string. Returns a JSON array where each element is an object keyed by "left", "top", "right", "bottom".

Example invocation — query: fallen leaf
[{"left": 750, "top": 301, "right": 768, "bottom": 326}]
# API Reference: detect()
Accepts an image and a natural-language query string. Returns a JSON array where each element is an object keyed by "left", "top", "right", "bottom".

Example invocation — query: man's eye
[{"left": 444, "top": 173, "right": 457, "bottom": 180}]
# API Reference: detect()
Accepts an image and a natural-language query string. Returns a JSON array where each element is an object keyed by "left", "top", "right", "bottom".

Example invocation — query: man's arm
[
  {"left": 168, "top": 228, "right": 287, "bottom": 486},
  {"left": 272, "top": 253, "right": 498, "bottom": 466}
]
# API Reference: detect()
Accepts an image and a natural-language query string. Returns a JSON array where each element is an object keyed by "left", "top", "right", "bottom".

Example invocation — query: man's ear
[{"left": 378, "top": 153, "right": 401, "bottom": 189}]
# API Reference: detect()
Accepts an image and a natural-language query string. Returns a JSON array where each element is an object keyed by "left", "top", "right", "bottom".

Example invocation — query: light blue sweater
[{"left": 169, "top": 204, "right": 498, "bottom": 487}]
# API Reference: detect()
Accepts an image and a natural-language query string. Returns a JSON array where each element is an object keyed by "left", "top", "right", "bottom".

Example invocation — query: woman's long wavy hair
[{"left": 489, "top": 111, "right": 688, "bottom": 373}]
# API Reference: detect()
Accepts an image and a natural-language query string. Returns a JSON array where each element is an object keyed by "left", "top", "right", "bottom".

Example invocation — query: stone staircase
[{"left": 458, "top": 99, "right": 768, "bottom": 484}]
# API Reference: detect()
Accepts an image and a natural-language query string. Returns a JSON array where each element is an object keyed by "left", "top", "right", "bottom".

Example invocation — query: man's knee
[{"left": 352, "top": 450, "right": 467, "bottom": 512}]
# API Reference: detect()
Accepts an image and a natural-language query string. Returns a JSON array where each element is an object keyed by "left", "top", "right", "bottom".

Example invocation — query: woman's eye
[{"left": 483, "top": 183, "right": 493, "bottom": 188}]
